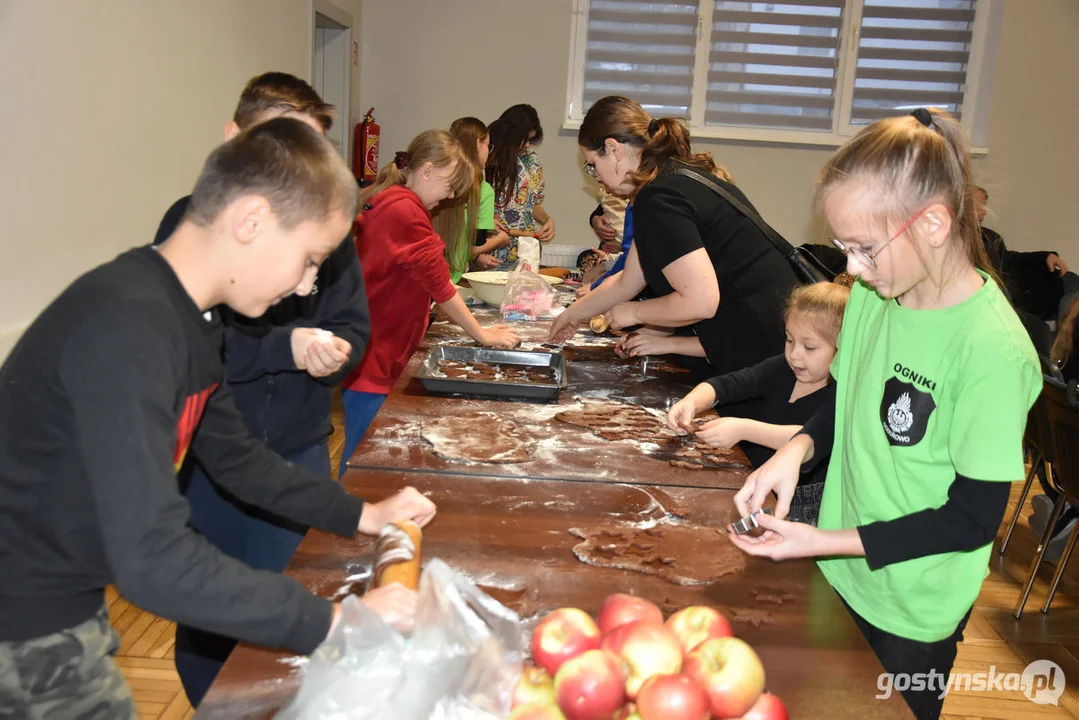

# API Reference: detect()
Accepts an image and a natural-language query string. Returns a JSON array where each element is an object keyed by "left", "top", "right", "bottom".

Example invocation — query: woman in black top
[{"left": 549, "top": 95, "right": 798, "bottom": 378}]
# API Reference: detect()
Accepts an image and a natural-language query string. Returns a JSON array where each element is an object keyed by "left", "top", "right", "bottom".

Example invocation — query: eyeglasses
[
  {"left": 830, "top": 207, "right": 929, "bottom": 270},
  {"left": 583, "top": 161, "right": 598, "bottom": 179}
]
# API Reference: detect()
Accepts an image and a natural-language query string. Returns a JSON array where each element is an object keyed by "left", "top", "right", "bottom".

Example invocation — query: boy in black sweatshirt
[
  {"left": 151, "top": 72, "right": 372, "bottom": 705},
  {"left": 0, "top": 118, "right": 434, "bottom": 719}
]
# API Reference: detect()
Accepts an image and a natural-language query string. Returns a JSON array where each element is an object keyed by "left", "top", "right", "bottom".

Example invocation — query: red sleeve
[{"left": 394, "top": 210, "right": 458, "bottom": 304}]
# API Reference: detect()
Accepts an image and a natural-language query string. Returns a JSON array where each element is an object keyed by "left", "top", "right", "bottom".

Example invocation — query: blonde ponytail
[{"left": 816, "top": 108, "right": 1002, "bottom": 292}]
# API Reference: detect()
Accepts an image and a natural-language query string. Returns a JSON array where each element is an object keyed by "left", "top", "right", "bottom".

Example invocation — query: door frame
[{"left": 309, "top": 0, "right": 353, "bottom": 161}]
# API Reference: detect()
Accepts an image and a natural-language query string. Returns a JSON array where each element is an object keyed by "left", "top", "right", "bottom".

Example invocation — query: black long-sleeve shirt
[
  {"left": 154, "top": 196, "right": 370, "bottom": 454},
  {"left": 797, "top": 394, "right": 1011, "bottom": 569},
  {"left": 981, "top": 227, "right": 1063, "bottom": 320},
  {"left": 705, "top": 354, "right": 834, "bottom": 485},
  {"left": 0, "top": 247, "right": 363, "bottom": 650}
]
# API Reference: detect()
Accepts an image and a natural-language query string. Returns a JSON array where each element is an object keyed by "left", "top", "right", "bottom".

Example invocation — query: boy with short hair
[
  {"left": 152, "top": 73, "right": 372, "bottom": 704},
  {"left": 0, "top": 117, "right": 434, "bottom": 717}
]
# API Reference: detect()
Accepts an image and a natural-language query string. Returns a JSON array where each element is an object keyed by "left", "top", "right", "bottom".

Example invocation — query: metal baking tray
[{"left": 418, "top": 345, "right": 568, "bottom": 400}]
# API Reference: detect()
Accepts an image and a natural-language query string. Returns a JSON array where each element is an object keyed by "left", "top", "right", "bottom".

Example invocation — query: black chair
[
  {"left": 1014, "top": 376, "right": 1079, "bottom": 618},
  {"left": 1000, "top": 393, "right": 1052, "bottom": 554},
  {"left": 1000, "top": 354, "right": 1064, "bottom": 554}
]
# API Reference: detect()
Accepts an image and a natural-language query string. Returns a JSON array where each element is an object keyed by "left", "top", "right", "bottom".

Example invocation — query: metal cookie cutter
[{"left": 731, "top": 508, "right": 774, "bottom": 536}]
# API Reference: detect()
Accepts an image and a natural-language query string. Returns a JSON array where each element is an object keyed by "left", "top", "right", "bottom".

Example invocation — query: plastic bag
[
  {"left": 500, "top": 263, "right": 562, "bottom": 322},
  {"left": 277, "top": 559, "right": 522, "bottom": 720},
  {"left": 516, "top": 236, "right": 541, "bottom": 273}
]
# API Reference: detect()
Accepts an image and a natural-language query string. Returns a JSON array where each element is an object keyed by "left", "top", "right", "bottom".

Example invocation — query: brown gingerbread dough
[
  {"left": 729, "top": 607, "right": 776, "bottom": 628},
  {"left": 555, "top": 402, "right": 748, "bottom": 470},
  {"left": 421, "top": 412, "right": 534, "bottom": 463},
  {"left": 437, "top": 360, "right": 556, "bottom": 384},
  {"left": 569, "top": 523, "right": 747, "bottom": 586}
]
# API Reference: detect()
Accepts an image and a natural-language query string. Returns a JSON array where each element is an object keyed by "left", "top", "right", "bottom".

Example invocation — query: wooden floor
[{"left": 111, "top": 408, "right": 1079, "bottom": 719}]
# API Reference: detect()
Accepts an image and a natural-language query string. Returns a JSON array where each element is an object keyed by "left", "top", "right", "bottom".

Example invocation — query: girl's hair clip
[
  {"left": 647, "top": 118, "right": 659, "bottom": 137},
  {"left": 910, "top": 108, "right": 935, "bottom": 130}
]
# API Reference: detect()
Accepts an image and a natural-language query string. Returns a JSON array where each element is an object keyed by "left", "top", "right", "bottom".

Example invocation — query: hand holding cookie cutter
[{"left": 730, "top": 508, "right": 774, "bottom": 536}]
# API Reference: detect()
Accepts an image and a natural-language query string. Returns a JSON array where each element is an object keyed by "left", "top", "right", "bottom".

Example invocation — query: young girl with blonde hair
[
  {"left": 340, "top": 130, "right": 518, "bottom": 475},
  {"left": 668, "top": 280, "right": 851, "bottom": 525},
  {"left": 729, "top": 109, "right": 1040, "bottom": 720}
]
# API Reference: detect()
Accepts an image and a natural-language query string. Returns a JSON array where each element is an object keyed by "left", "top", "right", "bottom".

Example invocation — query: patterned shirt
[{"left": 493, "top": 150, "right": 545, "bottom": 262}]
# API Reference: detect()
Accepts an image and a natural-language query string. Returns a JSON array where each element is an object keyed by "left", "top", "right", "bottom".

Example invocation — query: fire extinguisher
[{"left": 353, "top": 107, "right": 380, "bottom": 183}]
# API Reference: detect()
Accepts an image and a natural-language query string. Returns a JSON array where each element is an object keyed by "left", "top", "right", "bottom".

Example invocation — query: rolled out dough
[
  {"left": 569, "top": 522, "right": 747, "bottom": 586},
  {"left": 421, "top": 411, "right": 534, "bottom": 463},
  {"left": 555, "top": 402, "right": 748, "bottom": 470}
]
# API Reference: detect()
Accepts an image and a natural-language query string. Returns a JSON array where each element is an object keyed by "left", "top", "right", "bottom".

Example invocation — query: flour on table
[
  {"left": 421, "top": 411, "right": 534, "bottom": 463},
  {"left": 569, "top": 521, "right": 746, "bottom": 585}
]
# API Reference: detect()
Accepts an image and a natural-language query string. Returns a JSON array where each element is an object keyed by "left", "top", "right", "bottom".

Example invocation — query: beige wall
[
  {"left": 2, "top": 0, "right": 1075, "bottom": 360},
  {"left": 359, "top": 0, "right": 1077, "bottom": 256},
  {"left": 0, "top": 0, "right": 363, "bottom": 359}
]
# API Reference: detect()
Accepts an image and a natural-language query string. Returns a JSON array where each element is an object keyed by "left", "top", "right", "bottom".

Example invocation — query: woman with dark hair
[
  {"left": 485, "top": 105, "right": 555, "bottom": 263},
  {"left": 549, "top": 95, "right": 797, "bottom": 380},
  {"left": 500, "top": 103, "right": 543, "bottom": 144}
]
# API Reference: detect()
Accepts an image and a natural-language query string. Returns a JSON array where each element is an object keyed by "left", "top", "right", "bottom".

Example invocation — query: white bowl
[{"left": 461, "top": 271, "right": 563, "bottom": 306}]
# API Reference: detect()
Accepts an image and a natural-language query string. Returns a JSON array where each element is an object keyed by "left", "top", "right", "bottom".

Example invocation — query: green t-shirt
[
  {"left": 449, "top": 181, "right": 496, "bottom": 284},
  {"left": 817, "top": 275, "right": 1040, "bottom": 642}
]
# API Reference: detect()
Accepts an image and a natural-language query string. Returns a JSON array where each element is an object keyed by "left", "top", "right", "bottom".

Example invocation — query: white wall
[
  {"left": 2, "top": 0, "right": 1075, "bottom": 360},
  {"left": 358, "top": 0, "right": 1077, "bottom": 255},
  {"left": 0, "top": 0, "right": 364, "bottom": 359}
]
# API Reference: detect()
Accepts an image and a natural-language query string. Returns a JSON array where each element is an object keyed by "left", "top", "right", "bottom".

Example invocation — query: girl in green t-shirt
[
  {"left": 728, "top": 108, "right": 1041, "bottom": 720},
  {"left": 436, "top": 117, "right": 511, "bottom": 282}
]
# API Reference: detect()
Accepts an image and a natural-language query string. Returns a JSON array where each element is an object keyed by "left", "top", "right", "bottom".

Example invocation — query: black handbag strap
[{"left": 669, "top": 166, "right": 797, "bottom": 257}]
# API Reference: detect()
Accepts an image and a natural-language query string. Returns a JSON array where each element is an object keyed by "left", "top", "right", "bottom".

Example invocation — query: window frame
[{"left": 563, "top": 0, "right": 998, "bottom": 151}]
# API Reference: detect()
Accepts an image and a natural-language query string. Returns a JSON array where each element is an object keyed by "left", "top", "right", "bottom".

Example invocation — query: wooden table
[
  {"left": 349, "top": 313, "right": 749, "bottom": 489},
  {"left": 199, "top": 306, "right": 913, "bottom": 719},
  {"left": 201, "top": 469, "right": 911, "bottom": 719}
]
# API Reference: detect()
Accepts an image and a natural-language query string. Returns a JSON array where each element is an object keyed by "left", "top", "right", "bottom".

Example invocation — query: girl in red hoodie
[{"left": 339, "top": 130, "right": 519, "bottom": 475}]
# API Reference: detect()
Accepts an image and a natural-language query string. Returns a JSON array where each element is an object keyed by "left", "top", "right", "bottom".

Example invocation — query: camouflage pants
[{"left": 0, "top": 606, "right": 134, "bottom": 719}]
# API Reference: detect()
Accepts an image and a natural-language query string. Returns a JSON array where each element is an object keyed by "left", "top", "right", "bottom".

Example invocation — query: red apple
[
  {"left": 636, "top": 674, "right": 710, "bottom": 720},
  {"left": 509, "top": 705, "right": 568, "bottom": 720},
  {"left": 513, "top": 664, "right": 556, "bottom": 709},
  {"left": 733, "top": 692, "right": 789, "bottom": 720},
  {"left": 665, "top": 606, "right": 733, "bottom": 655},
  {"left": 683, "top": 637, "right": 766, "bottom": 718},
  {"left": 597, "top": 593, "right": 664, "bottom": 636},
  {"left": 554, "top": 649, "right": 627, "bottom": 720},
  {"left": 532, "top": 608, "right": 602, "bottom": 676},
  {"left": 601, "top": 620, "right": 683, "bottom": 699}
]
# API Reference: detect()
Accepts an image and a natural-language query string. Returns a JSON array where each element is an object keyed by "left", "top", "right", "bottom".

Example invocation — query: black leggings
[{"left": 842, "top": 597, "right": 971, "bottom": 720}]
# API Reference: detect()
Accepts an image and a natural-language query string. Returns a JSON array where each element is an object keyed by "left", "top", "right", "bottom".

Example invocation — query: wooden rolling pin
[
  {"left": 590, "top": 315, "right": 609, "bottom": 334},
  {"left": 371, "top": 520, "right": 422, "bottom": 590}
]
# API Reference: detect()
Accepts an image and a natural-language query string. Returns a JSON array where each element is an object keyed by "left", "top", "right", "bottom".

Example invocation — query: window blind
[
  {"left": 705, "top": 0, "right": 845, "bottom": 131},
  {"left": 850, "top": 0, "right": 977, "bottom": 124},
  {"left": 582, "top": 0, "right": 702, "bottom": 117}
]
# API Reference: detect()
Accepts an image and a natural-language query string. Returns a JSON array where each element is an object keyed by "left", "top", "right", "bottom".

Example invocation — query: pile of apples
[{"left": 509, "top": 594, "right": 788, "bottom": 720}]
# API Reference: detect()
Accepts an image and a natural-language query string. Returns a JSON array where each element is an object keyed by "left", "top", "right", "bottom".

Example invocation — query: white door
[{"left": 311, "top": 1, "right": 352, "bottom": 162}]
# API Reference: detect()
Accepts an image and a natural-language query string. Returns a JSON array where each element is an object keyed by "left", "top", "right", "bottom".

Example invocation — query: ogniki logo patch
[{"left": 880, "top": 376, "right": 936, "bottom": 447}]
